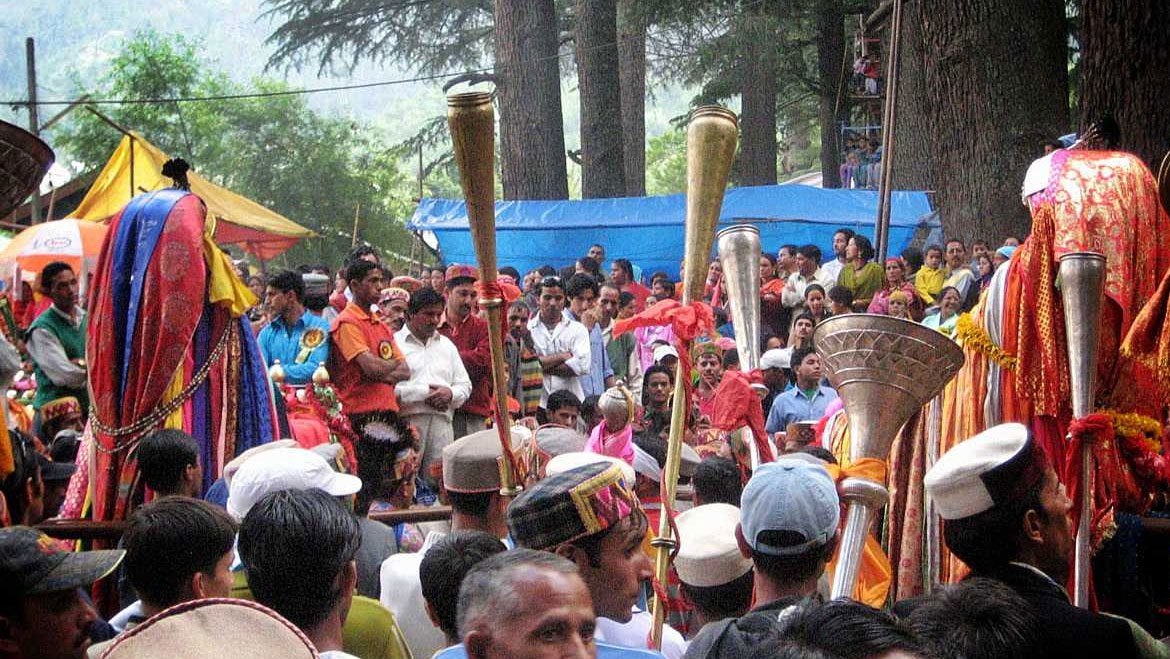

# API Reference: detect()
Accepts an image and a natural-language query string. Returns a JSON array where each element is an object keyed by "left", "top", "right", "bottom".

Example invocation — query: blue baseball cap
[{"left": 740, "top": 458, "right": 839, "bottom": 556}]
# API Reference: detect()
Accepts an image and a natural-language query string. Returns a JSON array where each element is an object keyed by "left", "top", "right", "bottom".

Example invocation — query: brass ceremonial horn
[
  {"left": 813, "top": 314, "right": 964, "bottom": 599},
  {"left": 1058, "top": 251, "right": 1106, "bottom": 608},
  {"left": 0, "top": 120, "right": 53, "bottom": 219},
  {"left": 716, "top": 224, "right": 769, "bottom": 467},
  {"left": 651, "top": 105, "right": 738, "bottom": 649}
]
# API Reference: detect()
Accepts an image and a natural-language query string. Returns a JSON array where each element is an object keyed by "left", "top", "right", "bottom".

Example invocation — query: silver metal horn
[
  {"left": 1058, "top": 251, "right": 1106, "bottom": 608},
  {"left": 813, "top": 314, "right": 965, "bottom": 599},
  {"left": 717, "top": 225, "right": 768, "bottom": 468}
]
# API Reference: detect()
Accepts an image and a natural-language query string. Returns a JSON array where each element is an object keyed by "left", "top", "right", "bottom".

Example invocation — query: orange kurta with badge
[{"left": 330, "top": 302, "right": 402, "bottom": 415}]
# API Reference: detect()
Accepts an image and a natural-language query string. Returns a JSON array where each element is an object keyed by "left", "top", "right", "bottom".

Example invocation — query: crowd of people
[{"left": 3, "top": 226, "right": 1161, "bottom": 659}]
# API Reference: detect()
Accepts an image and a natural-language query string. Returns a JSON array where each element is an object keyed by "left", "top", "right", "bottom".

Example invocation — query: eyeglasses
[{"left": 541, "top": 276, "right": 563, "bottom": 288}]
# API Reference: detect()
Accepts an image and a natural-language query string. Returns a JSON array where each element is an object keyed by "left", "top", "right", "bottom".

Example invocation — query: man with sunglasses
[{"left": 528, "top": 276, "right": 591, "bottom": 408}]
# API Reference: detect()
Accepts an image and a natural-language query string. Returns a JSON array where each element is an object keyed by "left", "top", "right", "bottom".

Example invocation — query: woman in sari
[
  {"left": 867, "top": 257, "right": 923, "bottom": 320},
  {"left": 922, "top": 286, "right": 962, "bottom": 336},
  {"left": 837, "top": 234, "right": 884, "bottom": 311},
  {"left": 760, "top": 253, "right": 788, "bottom": 341}
]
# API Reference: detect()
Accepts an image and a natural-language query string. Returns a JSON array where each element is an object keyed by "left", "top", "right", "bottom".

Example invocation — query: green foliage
[
  {"left": 52, "top": 30, "right": 418, "bottom": 269},
  {"left": 645, "top": 128, "right": 687, "bottom": 195}
]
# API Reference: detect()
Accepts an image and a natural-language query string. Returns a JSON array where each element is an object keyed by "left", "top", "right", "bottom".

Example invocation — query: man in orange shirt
[{"left": 329, "top": 259, "right": 413, "bottom": 502}]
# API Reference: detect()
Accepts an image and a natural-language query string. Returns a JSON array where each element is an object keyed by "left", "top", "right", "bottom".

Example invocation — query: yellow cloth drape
[
  {"left": 823, "top": 458, "right": 893, "bottom": 607},
  {"left": 203, "top": 232, "right": 256, "bottom": 317}
]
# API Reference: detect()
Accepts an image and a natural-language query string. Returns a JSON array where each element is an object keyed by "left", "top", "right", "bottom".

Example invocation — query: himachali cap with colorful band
[
  {"left": 390, "top": 275, "right": 424, "bottom": 293},
  {"left": 674, "top": 504, "right": 753, "bottom": 588},
  {"left": 924, "top": 423, "right": 1048, "bottom": 520},
  {"left": 380, "top": 287, "right": 411, "bottom": 304},
  {"left": 443, "top": 427, "right": 527, "bottom": 494},
  {"left": 507, "top": 461, "right": 642, "bottom": 551},
  {"left": 40, "top": 396, "right": 81, "bottom": 422},
  {"left": 445, "top": 264, "right": 478, "bottom": 283}
]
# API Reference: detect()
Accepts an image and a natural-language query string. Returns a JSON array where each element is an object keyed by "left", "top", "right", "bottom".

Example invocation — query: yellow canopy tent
[{"left": 72, "top": 134, "right": 317, "bottom": 259}]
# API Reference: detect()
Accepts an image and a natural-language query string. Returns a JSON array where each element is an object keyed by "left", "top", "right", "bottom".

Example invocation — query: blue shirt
[
  {"left": 564, "top": 309, "right": 613, "bottom": 399},
  {"left": 256, "top": 310, "right": 332, "bottom": 384},
  {"left": 765, "top": 384, "right": 839, "bottom": 432}
]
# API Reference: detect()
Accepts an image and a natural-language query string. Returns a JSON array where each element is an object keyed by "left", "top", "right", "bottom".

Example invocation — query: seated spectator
[
  {"left": 921, "top": 287, "right": 962, "bottom": 337},
  {"left": 1, "top": 431, "right": 44, "bottom": 527},
  {"left": 239, "top": 488, "right": 363, "bottom": 658},
  {"left": 914, "top": 245, "right": 945, "bottom": 305},
  {"left": 827, "top": 285, "right": 853, "bottom": 316},
  {"left": 419, "top": 531, "right": 507, "bottom": 649},
  {"left": 908, "top": 577, "right": 1039, "bottom": 659},
  {"left": 37, "top": 454, "right": 75, "bottom": 521},
  {"left": 692, "top": 457, "right": 744, "bottom": 507},
  {"left": 992, "top": 245, "right": 1016, "bottom": 270},
  {"left": 900, "top": 246, "right": 924, "bottom": 280},
  {"left": 0, "top": 526, "right": 125, "bottom": 659},
  {"left": 89, "top": 497, "right": 236, "bottom": 657},
  {"left": 136, "top": 429, "right": 203, "bottom": 498},
  {"left": 544, "top": 389, "right": 582, "bottom": 430},
  {"left": 674, "top": 504, "right": 754, "bottom": 639},
  {"left": 867, "top": 258, "right": 922, "bottom": 320}
]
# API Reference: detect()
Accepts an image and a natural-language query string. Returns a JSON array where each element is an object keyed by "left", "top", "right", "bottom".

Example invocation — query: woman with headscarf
[
  {"left": 837, "top": 234, "right": 885, "bottom": 311},
  {"left": 922, "top": 286, "right": 962, "bottom": 336},
  {"left": 867, "top": 257, "right": 923, "bottom": 320}
]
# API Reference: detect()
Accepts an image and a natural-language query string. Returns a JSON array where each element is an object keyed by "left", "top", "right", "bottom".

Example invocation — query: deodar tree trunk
[
  {"left": 737, "top": 13, "right": 778, "bottom": 187},
  {"left": 618, "top": 0, "right": 646, "bottom": 197},
  {"left": 1078, "top": 0, "right": 1170, "bottom": 169},
  {"left": 890, "top": 0, "right": 1069, "bottom": 244},
  {"left": 576, "top": 0, "right": 627, "bottom": 198},
  {"left": 495, "top": 0, "right": 570, "bottom": 200},
  {"left": 817, "top": 0, "right": 846, "bottom": 188}
]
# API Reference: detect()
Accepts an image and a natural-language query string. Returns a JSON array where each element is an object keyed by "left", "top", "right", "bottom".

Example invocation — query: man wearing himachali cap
[
  {"left": 684, "top": 458, "right": 840, "bottom": 659},
  {"left": 922, "top": 423, "right": 1165, "bottom": 659},
  {"left": 381, "top": 428, "right": 524, "bottom": 659},
  {"left": 673, "top": 504, "right": 754, "bottom": 641}
]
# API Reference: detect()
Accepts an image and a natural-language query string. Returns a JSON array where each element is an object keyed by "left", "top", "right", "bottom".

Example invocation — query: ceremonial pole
[
  {"left": 446, "top": 91, "right": 521, "bottom": 495},
  {"left": 650, "top": 106, "right": 738, "bottom": 648}
]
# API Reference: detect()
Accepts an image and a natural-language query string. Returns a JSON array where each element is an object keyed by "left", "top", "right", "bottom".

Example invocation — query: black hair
[
  {"left": 750, "top": 533, "right": 838, "bottom": 585},
  {"left": 909, "top": 577, "right": 1039, "bottom": 659},
  {"left": 654, "top": 280, "right": 676, "bottom": 298},
  {"left": 791, "top": 346, "right": 818, "bottom": 372},
  {"left": 722, "top": 349, "right": 739, "bottom": 370},
  {"left": 580, "top": 395, "right": 600, "bottom": 424},
  {"left": 828, "top": 285, "right": 854, "bottom": 308},
  {"left": 797, "top": 244, "right": 822, "bottom": 265},
  {"left": 761, "top": 253, "right": 777, "bottom": 268},
  {"left": 345, "top": 259, "right": 381, "bottom": 286},
  {"left": 850, "top": 234, "right": 875, "bottom": 262},
  {"left": 0, "top": 430, "right": 41, "bottom": 525},
  {"left": 633, "top": 433, "right": 668, "bottom": 471},
  {"left": 834, "top": 228, "right": 856, "bottom": 242},
  {"left": 238, "top": 488, "right": 361, "bottom": 631},
  {"left": 546, "top": 389, "right": 581, "bottom": 413},
  {"left": 943, "top": 482, "right": 1047, "bottom": 572},
  {"left": 558, "top": 265, "right": 576, "bottom": 281},
  {"left": 766, "top": 598, "right": 923, "bottom": 659},
  {"left": 575, "top": 258, "right": 603, "bottom": 281},
  {"left": 123, "top": 497, "right": 237, "bottom": 609},
  {"left": 650, "top": 271, "right": 670, "bottom": 284},
  {"left": 618, "top": 291, "right": 635, "bottom": 309},
  {"left": 447, "top": 490, "right": 495, "bottom": 518},
  {"left": 267, "top": 269, "right": 305, "bottom": 302},
  {"left": 538, "top": 275, "right": 565, "bottom": 295},
  {"left": 804, "top": 284, "right": 826, "bottom": 300},
  {"left": 971, "top": 239, "right": 989, "bottom": 249},
  {"left": 39, "top": 261, "right": 74, "bottom": 294},
  {"left": 565, "top": 272, "right": 600, "bottom": 300},
  {"left": 136, "top": 429, "right": 200, "bottom": 495},
  {"left": 640, "top": 364, "right": 674, "bottom": 404},
  {"left": 901, "top": 246, "right": 924, "bottom": 272},
  {"left": 612, "top": 258, "right": 634, "bottom": 281},
  {"left": 793, "top": 312, "right": 817, "bottom": 329},
  {"left": 693, "top": 456, "right": 742, "bottom": 506},
  {"left": 419, "top": 530, "right": 507, "bottom": 640},
  {"left": 925, "top": 244, "right": 944, "bottom": 258},
  {"left": 944, "top": 237, "right": 966, "bottom": 250},
  {"left": 537, "top": 265, "right": 557, "bottom": 277},
  {"left": 347, "top": 244, "right": 379, "bottom": 263},
  {"left": 800, "top": 446, "right": 837, "bottom": 464},
  {"left": 409, "top": 287, "right": 445, "bottom": 315},
  {"left": 779, "top": 244, "right": 799, "bottom": 257},
  {"left": 499, "top": 266, "right": 521, "bottom": 280},
  {"left": 680, "top": 569, "right": 754, "bottom": 623}
]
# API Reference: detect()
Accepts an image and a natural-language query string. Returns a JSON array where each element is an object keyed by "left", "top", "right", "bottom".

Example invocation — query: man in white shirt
[
  {"left": 394, "top": 288, "right": 472, "bottom": 489},
  {"left": 820, "top": 228, "right": 854, "bottom": 284},
  {"left": 781, "top": 244, "right": 836, "bottom": 309},
  {"left": 527, "top": 276, "right": 591, "bottom": 406}
]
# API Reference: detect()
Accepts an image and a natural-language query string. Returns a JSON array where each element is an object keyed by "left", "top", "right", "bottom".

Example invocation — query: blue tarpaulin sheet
[{"left": 407, "top": 184, "right": 936, "bottom": 279}]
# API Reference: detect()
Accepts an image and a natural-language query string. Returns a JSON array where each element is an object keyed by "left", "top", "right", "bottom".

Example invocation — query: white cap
[
  {"left": 226, "top": 447, "right": 362, "bottom": 520},
  {"left": 652, "top": 344, "right": 679, "bottom": 363},
  {"left": 760, "top": 348, "right": 791, "bottom": 370},
  {"left": 675, "top": 503, "right": 753, "bottom": 588},
  {"left": 924, "top": 423, "right": 1045, "bottom": 521},
  {"left": 223, "top": 439, "right": 299, "bottom": 486},
  {"left": 545, "top": 451, "right": 636, "bottom": 485}
]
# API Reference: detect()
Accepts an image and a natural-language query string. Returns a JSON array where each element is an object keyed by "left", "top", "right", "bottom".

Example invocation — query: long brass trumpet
[
  {"left": 650, "top": 105, "right": 738, "bottom": 648},
  {"left": 446, "top": 91, "right": 520, "bottom": 495}
]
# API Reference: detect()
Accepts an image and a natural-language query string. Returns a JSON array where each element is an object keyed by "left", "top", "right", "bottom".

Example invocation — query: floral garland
[
  {"left": 1102, "top": 409, "right": 1164, "bottom": 453},
  {"left": 1097, "top": 408, "right": 1169, "bottom": 512},
  {"left": 954, "top": 313, "right": 1018, "bottom": 371},
  {"left": 284, "top": 383, "right": 361, "bottom": 471}
]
